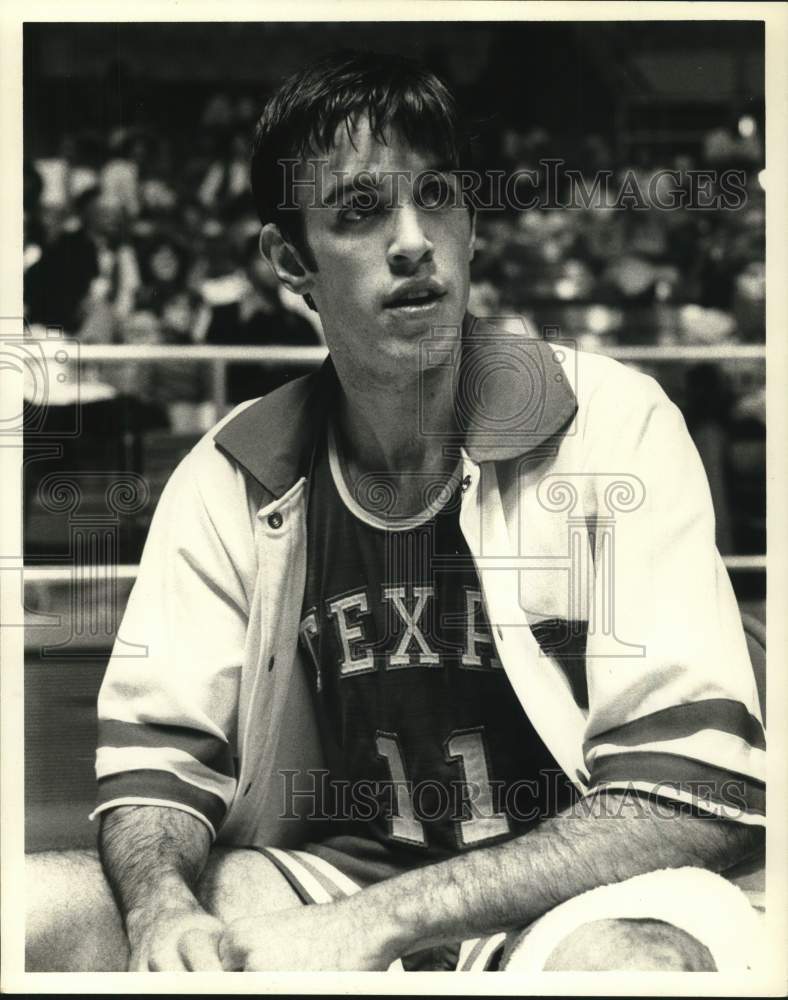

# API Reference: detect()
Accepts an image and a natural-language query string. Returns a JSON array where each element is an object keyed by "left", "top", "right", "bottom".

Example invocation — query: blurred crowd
[
  {"left": 23, "top": 93, "right": 322, "bottom": 427},
  {"left": 470, "top": 120, "right": 765, "bottom": 346},
  {"left": 22, "top": 94, "right": 765, "bottom": 558},
  {"left": 23, "top": 95, "right": 765, "bottom": 361}
]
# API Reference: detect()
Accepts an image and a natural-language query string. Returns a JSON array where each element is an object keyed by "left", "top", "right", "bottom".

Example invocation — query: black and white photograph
[{"left": 1, "top": 1, "right": 786, "bottom": 992}]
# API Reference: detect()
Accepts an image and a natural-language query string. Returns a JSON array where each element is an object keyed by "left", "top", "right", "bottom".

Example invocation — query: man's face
[{"left": 295, "top": 118, "right": 474, "bottom": 383}]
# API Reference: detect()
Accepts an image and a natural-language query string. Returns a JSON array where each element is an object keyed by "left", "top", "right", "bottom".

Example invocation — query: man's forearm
[
  {"left": 354, "top": 792, "right": 763, "bottom": 960},
  {"left": 99, "top": 804, "right": 212, "bottom": 930}
]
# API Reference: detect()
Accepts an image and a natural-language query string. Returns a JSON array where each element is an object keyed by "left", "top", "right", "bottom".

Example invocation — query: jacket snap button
[
  {"left": 267, "top": 512, "right": 283, "bottom": 529},
  {"left": 461, "top": 474, "right": 472, "bottom": 492}
]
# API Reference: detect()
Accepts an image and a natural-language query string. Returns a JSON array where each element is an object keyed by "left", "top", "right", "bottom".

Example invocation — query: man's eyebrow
[
  {"left": 324, "top": 171, "right": 384, "bottom": 204},
  {"left": 324, "top": 162, "right": 457, "bottom": 205}
]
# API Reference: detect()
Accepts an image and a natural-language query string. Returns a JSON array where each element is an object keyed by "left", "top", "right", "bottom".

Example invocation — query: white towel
[{"left": 501, "top": 866, "right": 763, "bottom": 972}]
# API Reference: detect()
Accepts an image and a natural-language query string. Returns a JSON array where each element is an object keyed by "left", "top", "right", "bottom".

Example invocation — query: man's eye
[
  {"left": 415, "top": 176, "right": 453, "bottom": 209},
  {"left": 339, "top": 196, "right": 382, "bottom": 223}
]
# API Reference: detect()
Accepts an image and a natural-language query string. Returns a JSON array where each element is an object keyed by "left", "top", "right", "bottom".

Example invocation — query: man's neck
[
  {"left": 336, "top": 362, "right": 458, "bottom": 474},
  {"left": 330, "top": 356, "right": 461, "bottom": 518}
]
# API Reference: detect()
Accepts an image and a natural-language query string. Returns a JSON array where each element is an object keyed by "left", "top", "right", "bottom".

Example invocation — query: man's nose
[{"left": 387, "top": 204, "right": 433, "bottom": 270}]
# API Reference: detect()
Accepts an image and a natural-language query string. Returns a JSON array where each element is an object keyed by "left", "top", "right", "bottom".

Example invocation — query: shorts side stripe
[
  {"left": 458, "top": 933, "right": 507, "bottom": 971},
  {"left": 251, "top": 847, "right": 317, "bottom": 905},
  {"left": 457, "top": 937, "right": 486, "bottom": 971},
  {"left": 257, "top": 847, "right": 405, "bottom": 972},
  {"left": 263, "top": 846, "right": 335, "bottom": 904},
  {"left": 290, "top": 850, "right": 363, "bottom": 898}
]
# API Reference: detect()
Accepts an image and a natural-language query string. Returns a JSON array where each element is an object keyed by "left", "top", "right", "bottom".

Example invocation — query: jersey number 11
[{"left": 375, "top": 728, "right": 511, "bottom": 848}]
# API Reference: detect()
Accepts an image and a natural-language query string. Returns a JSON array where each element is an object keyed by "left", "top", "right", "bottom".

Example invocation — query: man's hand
[
  {"left": 219, "top": 900, "right": 397, "bottom": 971},
  {"left": 126, "top": 901, "right": 225, "bottom": 971},
  {"left": 99, "top": 805, "right": 223, "bottom": 971}
]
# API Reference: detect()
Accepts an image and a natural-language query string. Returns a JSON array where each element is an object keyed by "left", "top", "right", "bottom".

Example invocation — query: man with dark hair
[
  {"left": 249, "top": 50, "right": 467, "bottom": 271},
  {"left": 27, "top": 51, "right": 765, "bottom": 974}
]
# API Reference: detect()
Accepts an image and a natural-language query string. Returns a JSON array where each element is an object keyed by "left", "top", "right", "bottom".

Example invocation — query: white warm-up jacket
[{"left": 92, "top": 328, "right": 765, "bottom": 846}]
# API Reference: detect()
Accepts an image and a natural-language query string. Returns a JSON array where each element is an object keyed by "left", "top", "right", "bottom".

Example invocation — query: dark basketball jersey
[{"left": 298, "top": 422, "right": 573, "bottom": 864}]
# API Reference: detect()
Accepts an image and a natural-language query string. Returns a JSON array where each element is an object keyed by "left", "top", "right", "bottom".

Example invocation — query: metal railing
[
  {"left": 22, "top": 554, "right": 767, "bottom": 584},
  {"left": 75, "top": 341, "right": 766, "bottom": 418},
  {"left": 25, "top": 341, "right": 766, "bottom": 582},
  {"left": 75, "top": 343, "right": 766, "bottom": 362}
]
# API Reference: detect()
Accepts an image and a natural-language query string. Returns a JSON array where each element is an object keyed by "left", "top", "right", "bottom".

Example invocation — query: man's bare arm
[
  {"left": 372, "top": 794, "right": 762, "bottom": 957},
  {"left": 221, "top": 793, "right": 763, "bottom": 970},
  {"left": 99, "top": 804, "right": 224, "bottom": 970}
]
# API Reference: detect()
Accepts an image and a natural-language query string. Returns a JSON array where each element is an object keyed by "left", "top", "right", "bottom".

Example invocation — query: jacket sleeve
[
  {"left": 90, "top": 432, "right": 259, "bottom": 840},
  {"left": 579, "top": 370, "right": 765, "bottom": 825}
]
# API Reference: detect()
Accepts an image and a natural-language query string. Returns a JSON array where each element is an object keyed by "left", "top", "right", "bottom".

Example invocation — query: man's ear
[
  {"left": 259, "top": 224, "right": 315, "bottom": 297},
  {"left": 468, "top": 210, "right": 477, "bottom": 263}
]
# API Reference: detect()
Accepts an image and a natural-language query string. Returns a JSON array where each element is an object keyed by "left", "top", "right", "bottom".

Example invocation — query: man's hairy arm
[
  {"left": 221, "top": 793, "right": 763, "bottom": 970},
  {"left": 371, "top": 794, "right": 762, "bottom": 957},
  {"left": 99, "top": 804, "right": 224, "bottom": 970}
]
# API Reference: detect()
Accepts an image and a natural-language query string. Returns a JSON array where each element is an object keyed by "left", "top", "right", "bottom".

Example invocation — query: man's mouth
[{"left": 384, "top": 284, "right": 447, "bottom": 311}]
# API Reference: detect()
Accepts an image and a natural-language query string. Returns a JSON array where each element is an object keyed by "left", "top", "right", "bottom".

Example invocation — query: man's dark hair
[{"left": 250, "top": 49, "right": 468, "bottom": 267}]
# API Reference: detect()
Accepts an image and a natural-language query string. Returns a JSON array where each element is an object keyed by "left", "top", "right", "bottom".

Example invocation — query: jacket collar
[{"left": 214, "top": 314, "right": 578, "bottom": 497}]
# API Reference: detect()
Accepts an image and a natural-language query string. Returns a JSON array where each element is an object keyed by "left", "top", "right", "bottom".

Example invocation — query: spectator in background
[
  {"left": 135, "top": 237, "right": 191, "bottom": 315},
  {"left": 101, "top": 128, "right": 145, "bottom": 219},
  {"left": 79, "top": 192, "right": 141, "bottom": 342},
  {"left": 63, "top": 129, "right": 107, "bottom": 202},
  {"left": 25, "top": 185, "right": 100, "bottom": 330},
  {"left": 236, "top": 234, "right": 318, "bottom": 345},
  {"left": 203, "top": 233, "right": 320, "bottom": 403},
  {"left": 25, "top": 186, "right": 139, "bottom": 338},
  {"left": 198, "top": 131, "right": 252, "bottom": 211}
]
